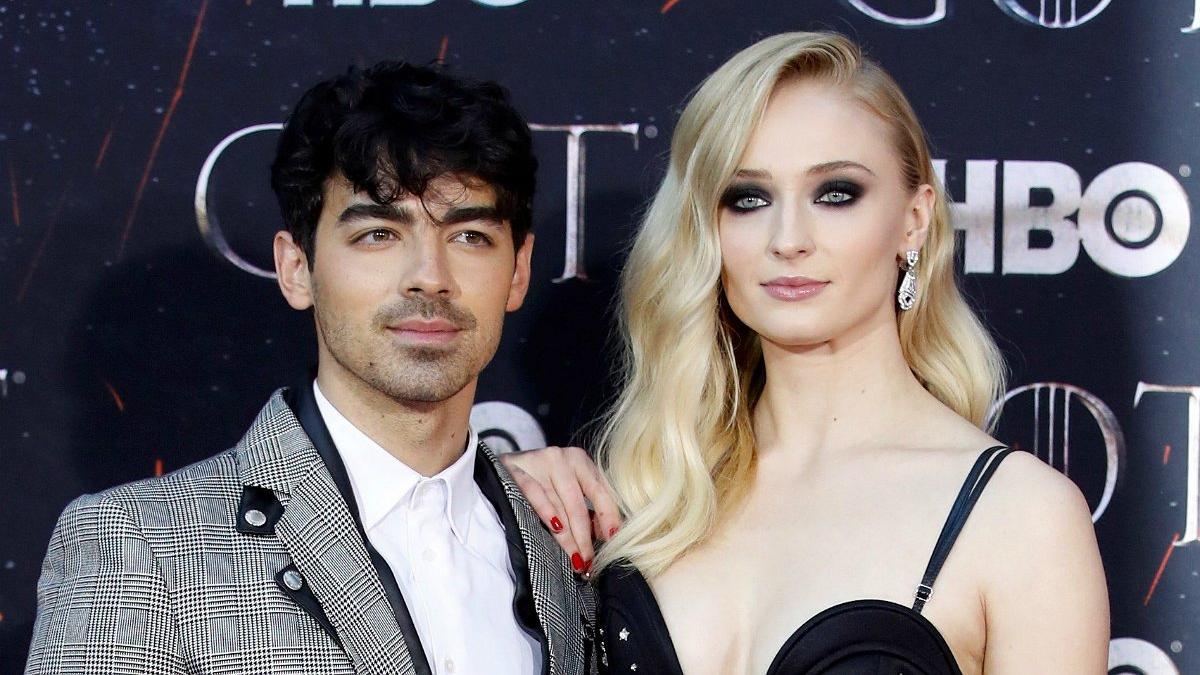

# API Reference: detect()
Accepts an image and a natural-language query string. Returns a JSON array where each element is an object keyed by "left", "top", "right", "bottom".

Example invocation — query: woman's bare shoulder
[
  {"left": 965, "top": 448, "right": 1103, "bottom": 606},
  {"left": 981, "top": 449, "right": 1093, "bottom": 531},
  {"left": 909, "top": 407, "right": 1094, "bottom": 549},
  {"left": 965, "top": 443, "right": 1110, "bottom": 669}
]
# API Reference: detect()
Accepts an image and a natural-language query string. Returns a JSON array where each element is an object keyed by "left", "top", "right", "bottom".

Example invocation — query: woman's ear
[{"left": 900, "top": 183, "right": 936, "bottom": 255}]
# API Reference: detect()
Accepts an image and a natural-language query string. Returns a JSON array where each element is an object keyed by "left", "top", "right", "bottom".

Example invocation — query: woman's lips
[{"left": 760, "top": 276, "right": 829, "bottom": 301}]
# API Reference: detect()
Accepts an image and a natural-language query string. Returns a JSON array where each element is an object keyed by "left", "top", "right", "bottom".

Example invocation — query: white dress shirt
[{"left": 313, "top": 383, "right": 542, "bottom": 675}]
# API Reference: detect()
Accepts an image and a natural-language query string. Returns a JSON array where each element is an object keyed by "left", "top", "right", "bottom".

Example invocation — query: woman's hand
[{"left": 499, "top": 446, "right": 623, "bottom": 576}]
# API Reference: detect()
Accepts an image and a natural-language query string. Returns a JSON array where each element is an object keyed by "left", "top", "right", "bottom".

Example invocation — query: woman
[{"left": 506, "top": 31, "right": 1108, "bottom": 673}]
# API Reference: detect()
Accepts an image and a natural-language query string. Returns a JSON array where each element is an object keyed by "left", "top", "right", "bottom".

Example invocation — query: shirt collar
[{"left": 312, "top": 381, "right": 479, "bottom": 542}]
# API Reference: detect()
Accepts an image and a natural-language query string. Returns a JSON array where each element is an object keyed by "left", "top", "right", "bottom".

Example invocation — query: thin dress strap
[{"left": 911, "top": 445, "right": 1015, "bottom": 613}]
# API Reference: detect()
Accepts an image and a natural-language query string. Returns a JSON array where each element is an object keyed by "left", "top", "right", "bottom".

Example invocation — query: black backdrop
[{"left": 2, "top": 1, "right": 1199, "bottom": 672}]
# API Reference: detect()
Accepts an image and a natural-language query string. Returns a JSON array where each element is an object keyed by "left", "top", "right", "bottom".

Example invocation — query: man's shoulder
[
  {"left": 476, "top": 441, "right": 514, "bottom": 485},
  {"left": 112, "top": 446, "right": 241, "bottom": 498},
  {"left": 66, "top": 387, "right": 303, "bottom": 523},
  {"left": 57, "top": 448, "right": 243, "bottom": 535}
]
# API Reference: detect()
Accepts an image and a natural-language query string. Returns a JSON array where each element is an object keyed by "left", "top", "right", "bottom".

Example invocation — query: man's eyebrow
[
  {"left": 807, "top": 160, "right": 876, "bottom": 177},
  {"left": 439, "top": 205, "right": 504, "bottom": 228},
  {"left": 335, "top": 202, "right": 503, "bottom": 228},
  {"left": 336, "top": 202, "right": 413, "bottom": 226}
]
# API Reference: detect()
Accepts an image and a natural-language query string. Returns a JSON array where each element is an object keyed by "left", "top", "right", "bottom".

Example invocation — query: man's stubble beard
[{"left": 313, "top": 292, "right": 484, "bottom": 404}]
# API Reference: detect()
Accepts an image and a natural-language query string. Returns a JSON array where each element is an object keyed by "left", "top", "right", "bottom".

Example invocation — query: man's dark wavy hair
[{"left": 270, "top": 61, "right": 537, "bottom": 262}]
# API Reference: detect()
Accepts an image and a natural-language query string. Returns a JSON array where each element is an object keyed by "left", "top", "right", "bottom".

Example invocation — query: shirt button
[
  {"left": 423, "top": 548, "right": 436, "bottom": 562},
  {"left": 443, "top": 657, "right": 455, "bottom": 673}
]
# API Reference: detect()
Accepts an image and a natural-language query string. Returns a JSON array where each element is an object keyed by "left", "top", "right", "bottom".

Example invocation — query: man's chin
[
  {"left": 382, "top": 383, "right": 469, "bottom": 405},
  {"left": 364, "top": 365, "right": 472, "bottom": 404},
  {"left": 401, "top": 345, "right": 459, "bottom": 362}
]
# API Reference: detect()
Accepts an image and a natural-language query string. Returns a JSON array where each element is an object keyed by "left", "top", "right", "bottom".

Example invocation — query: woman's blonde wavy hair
[{"left": 593, "top": 31, "right": 1007, "bottom": 578}]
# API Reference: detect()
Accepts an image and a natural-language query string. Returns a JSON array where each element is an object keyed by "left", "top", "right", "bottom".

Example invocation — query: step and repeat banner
[{"left": 2, "top": 0, "right": 1199, "bottom": 671}]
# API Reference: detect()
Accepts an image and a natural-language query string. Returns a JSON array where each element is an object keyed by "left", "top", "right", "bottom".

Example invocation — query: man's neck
[{"left": 314, "top": 367, "right": 476, "bottom": 477}]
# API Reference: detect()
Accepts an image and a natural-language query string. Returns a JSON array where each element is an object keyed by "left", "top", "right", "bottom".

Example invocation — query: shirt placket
[{"left": 407, "top": 478, "right": 462, "bottom": 675}]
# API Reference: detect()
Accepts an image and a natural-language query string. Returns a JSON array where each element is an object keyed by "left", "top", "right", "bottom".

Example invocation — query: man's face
[{"left": 277, "top": 174, "right": 533, "bottom": 404}]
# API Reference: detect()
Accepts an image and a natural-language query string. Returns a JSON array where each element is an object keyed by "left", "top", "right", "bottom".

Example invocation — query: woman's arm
[{"left": 981, "top": 451, "right": 1110, "bottom": 673}]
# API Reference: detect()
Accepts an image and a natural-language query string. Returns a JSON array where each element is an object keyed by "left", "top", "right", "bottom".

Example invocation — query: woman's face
[{"left": 718, "top": 78, "right": 932, "bottom": 351}]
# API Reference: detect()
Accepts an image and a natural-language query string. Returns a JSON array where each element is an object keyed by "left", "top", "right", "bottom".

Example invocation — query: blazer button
[
  {"left": 282, "top": 569, "right": 304, "bottom": 591},
  {"left": 244, "top": 509, "right": 267, "bottom": 527}
]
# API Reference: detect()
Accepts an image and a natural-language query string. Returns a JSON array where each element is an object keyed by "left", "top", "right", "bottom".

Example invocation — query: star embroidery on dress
[{"left": 619, "top": 627, "right": 630, "bottom": 641}]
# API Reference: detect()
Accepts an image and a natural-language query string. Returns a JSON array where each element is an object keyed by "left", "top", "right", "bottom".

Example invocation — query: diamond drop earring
[{"left": 897, "top": 249, "right": 920, "bottom": 311}]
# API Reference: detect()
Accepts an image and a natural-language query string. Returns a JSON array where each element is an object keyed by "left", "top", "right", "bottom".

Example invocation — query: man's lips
[
  {"left": 761, "top": 276, "right": 829, "bottom": 301},
  {"left": 386, "top": 318, "right": 463, "bottom": 345}
]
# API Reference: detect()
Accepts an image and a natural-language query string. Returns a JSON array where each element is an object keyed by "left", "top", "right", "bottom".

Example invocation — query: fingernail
[
  {"left": 550, "top": 517, "right": 564, "bottom": 533},
  {"left": 608, "top": 527, "right": 618, "bottom": 538},
  {"left": 571, "top": 552, "right": 586, "bottom": 573}
]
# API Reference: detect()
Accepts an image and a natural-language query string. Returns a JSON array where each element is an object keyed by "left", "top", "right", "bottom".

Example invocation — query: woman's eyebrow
[{"left": 807, "top": 160, "right": 876, "bottom": 177}]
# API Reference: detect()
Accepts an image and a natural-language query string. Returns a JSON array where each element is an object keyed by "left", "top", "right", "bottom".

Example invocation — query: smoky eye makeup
[
  {"left": 720, "top": 183, "right": 772, "bottom": 213},
  {"left": 813, "top": 179, "right": 864, "bottom": 206}
]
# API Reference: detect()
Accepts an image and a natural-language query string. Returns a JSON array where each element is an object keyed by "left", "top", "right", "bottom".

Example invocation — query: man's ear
[
  {"left": 505, "top": 233, "right": 535, "bottom": 312},
  {"left": 900, "top": 183, "right": 935, "bottom": 255},
  {"left": 274, "top": 230, "right": 314, "bottom": 310}
]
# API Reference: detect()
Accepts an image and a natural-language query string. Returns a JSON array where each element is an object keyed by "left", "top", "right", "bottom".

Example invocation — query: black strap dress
[{"left": 596, "top": 446, "right": 1015, "bottom": 674}]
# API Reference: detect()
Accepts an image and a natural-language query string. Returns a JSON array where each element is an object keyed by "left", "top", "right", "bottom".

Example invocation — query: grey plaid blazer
[{"left": 26, "top": 389, "right": 595, "bottom": 674}]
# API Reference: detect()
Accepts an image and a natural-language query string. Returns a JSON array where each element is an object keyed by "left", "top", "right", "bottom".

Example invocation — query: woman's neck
[{"left": 753, "top": 317, "right": 930, "bottom": 464}]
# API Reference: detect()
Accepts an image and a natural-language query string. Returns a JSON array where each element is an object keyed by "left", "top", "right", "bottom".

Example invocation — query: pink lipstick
[{"left": 761, "top": 276, "right": 829, "bottom": 301}]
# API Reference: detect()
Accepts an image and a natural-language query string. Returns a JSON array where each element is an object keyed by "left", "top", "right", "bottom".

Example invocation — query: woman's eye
[
  {"left": 732, "top": 195, "right": 770, "bottom": 211},
  {"left": 720, "top": 183, "right": 772, "bottom": 214},
  {"left": 721, "top": 187, "right": 771, "bottom": 213},
  {"left": 816, "top": 190, "right": 854, "bottom": 205},
  {"left": 814, "top": 180, "right": 862, "bottom": 206}
]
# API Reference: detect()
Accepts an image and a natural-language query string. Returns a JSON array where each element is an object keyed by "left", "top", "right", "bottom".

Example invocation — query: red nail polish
[
  {"left": 608, "top": 527, "right": 618, "bottom": 538},
  {"left": 571, "top": 552, "right": 585, "bottom": 572},
  {"left": 550, "top": 517, "right": 564, "bottom": 533}
]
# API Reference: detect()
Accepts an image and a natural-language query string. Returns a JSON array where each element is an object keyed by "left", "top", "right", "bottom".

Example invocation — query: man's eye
[
  {"left": 357, "top": 229, "right": 396, "bottom": 244},
  {"left": 453, "top": 231, "right": 492, "bottom": 246}
]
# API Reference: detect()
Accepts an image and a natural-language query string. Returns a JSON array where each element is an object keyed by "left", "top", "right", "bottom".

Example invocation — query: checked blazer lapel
[
  {"left": 274, "top": 462, "right": 416, "bottom": 674},
  {"left": 479, "top": 444, "right": 589, "bottom": 675},
  {"left": 235, "top": 391, "right": 420, "bottom": 675}
]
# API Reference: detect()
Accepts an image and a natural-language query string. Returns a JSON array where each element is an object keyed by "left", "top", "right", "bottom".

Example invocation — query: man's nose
[{"left": 401, "top": 233, "right": 457, "bottom": 298}]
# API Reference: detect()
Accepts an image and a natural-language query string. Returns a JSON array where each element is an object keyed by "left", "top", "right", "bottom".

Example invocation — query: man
[{"left": 27, "top": 61, "right": 601, "bottom": 675}]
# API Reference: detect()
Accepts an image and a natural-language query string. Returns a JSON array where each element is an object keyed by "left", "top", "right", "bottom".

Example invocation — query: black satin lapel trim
[
  {"left": 283, "top": 384, "right": 433, "bottom": 675},
  {"left": 275, "top": 564, "right": 344, "bottom": 650},
  {"left": 475, "top": 451, "right": 552, "bottom": 675},
  {"left": 236, "top": 486, "right": 284, "bottom": 535}
]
